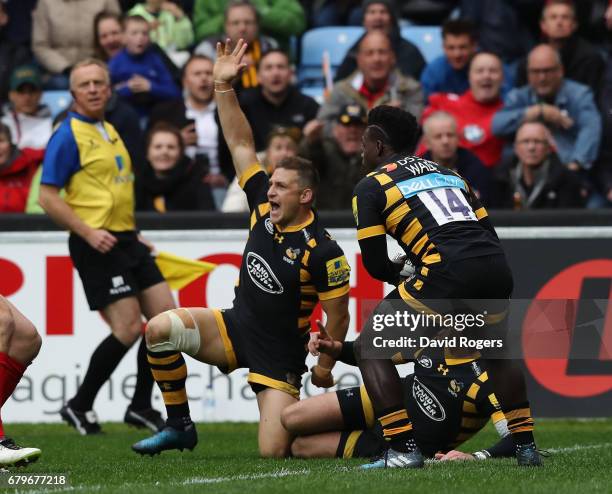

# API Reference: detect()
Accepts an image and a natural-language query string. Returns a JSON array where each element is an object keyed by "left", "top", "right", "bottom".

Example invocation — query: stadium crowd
[{"left": 1, "top": 0, "right": 612, "bottom": 213}]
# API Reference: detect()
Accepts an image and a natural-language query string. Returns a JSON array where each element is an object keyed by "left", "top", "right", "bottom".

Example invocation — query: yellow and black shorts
[
  {"left": 213, "top": 308, "right": 307, "bottom": 399},
  {"left": 336, "top": 430, "right": 385, "bottom": 459}
]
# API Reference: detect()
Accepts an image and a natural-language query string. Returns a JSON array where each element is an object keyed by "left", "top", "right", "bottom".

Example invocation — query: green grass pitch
[{"left": 3, "top": 419, "right": 611, "bottom": 493}]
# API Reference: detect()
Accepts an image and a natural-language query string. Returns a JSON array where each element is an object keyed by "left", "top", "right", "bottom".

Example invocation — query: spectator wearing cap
[
  {"left": 492, "top": 121, "right": 585, "bottom": 209},
  {"left": 514, "top": 0, "right": 604, "bottom": 97},
  {"left": 420, "top": 111, "right": 492, "bottom": 205},
  {"left": 318, "top": 31, "right": 423, "bottom": 137},
  {"left": 221, "top": 125, "right": 300, "bottom": 212},
  {"left": 493, "top": 44, "right": 601, "bottom": 172},
  {"left": 239, "top": 49, "right": 319, "bottom": 151},
  {"left": 1, "top": 65, "right": 52, "bottom": 150},
  {"left": 335, "top": 0, "right": 426, "bottom": 82},
  {"left": 300, "top": 104, "right": 367, "bottom": 210},
  {"left": 32, "top": 0, "right": 121, "bottom": 89}
]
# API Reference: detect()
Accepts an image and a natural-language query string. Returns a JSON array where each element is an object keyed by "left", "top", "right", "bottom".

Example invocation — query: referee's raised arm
[{"left": 213, "top": 39, "right": 261, "bottom": 180}]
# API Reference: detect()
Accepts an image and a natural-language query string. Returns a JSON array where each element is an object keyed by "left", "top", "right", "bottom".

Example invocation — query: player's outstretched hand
[
  {"left": 213, "top": 38, "right": 248, "bottom": 84},
  {"left": 308, "top": 321, "right": 342, "bottom": 358},
  {"left": 434, "top": 450, "right": 475, "bottom": 461}
]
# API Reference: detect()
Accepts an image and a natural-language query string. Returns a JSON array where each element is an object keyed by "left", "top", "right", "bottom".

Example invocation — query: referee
[{"left": 39, "top": 58, "right": 174, "bottom": 435}]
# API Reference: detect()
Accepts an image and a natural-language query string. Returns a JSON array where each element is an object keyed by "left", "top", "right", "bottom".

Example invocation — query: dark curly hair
[{"left": 366, "top": 105, "right": 419, "bottom": 154}]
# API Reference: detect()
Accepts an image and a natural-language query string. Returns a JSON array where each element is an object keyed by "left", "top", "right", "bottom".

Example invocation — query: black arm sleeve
[
  {"left": 338, "top": 340, "right": 357, "bottom": 367},
  {"left": 358, "top": 235, "right": 403, "bottom": 286}
]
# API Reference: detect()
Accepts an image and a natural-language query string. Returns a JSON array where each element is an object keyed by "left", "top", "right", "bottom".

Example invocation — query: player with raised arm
[
  {"left": 131, "top": 39, "right": 351, "bottom": 457},
  {"left": 349, "top": 105, "right": 541, "bottom": 468}
]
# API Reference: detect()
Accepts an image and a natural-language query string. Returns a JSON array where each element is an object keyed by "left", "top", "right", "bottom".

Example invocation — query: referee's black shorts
[{"left": 69, "top": 231, "right": 164, "bottom": 310}]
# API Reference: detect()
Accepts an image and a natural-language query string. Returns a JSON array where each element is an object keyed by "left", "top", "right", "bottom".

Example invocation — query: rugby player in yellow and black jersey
[
  {"left": 132, "top": 39, "right": 351, "bottom": 458},
  {"left": 283, "top": 335, "right": 514, "bottom": 462},
  {"left": 349, "top": 105, "right": 541, "bottom": 468}
]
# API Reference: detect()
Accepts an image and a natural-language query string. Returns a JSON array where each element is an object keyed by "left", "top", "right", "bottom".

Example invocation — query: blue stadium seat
[
  {"left": 400, "top": 25, "right": 443, "bottom": 64},
  {"left": 299, "top": 26, "right": 365, "bottom": 86},
  {"left": 41, "top": 90, "right": 72, "bottom": 118}
]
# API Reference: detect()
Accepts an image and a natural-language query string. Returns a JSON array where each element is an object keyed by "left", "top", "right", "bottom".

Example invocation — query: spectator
[
  {"left": 94, "top": 11, "right": 181, "bottom": 83},
  {"left": 0, "top": 123, "right": 43, "bottom": 213},
  {"left": 300, "top": 104, "right": 366, "bottom": 210},
  {"left": 129, "top": 1, "right": 193, "bottom": 52},
  {"left": 420, "top": 19, "right": 477, "bottom": 101},
  {"left": 32, "top": 0, "right": 121, "bottom": 89},
  {"left": 515, "top": 0, "right": 605, "bottom": 97},
  {"left": 194, "top": 0, "right": 278, "bottom": 90},
  {"left": 1, "top": 65, "right": 53, "bottom": 150},
  {"left": 318, "top": 31, "right": 423, "bottom": 136},
  {"left": 222, "top": 125, "right": 299, "bottom": 212},
  {"left": 335, "top": 0, "right": 426, "bottom": 82},
  {"left": 492, "top": 44, "right": 601, "bottom": 172},
  {"left": 109, "top": 15, "right": 181, "bottom": 117},
  {"left": 136, "top": 123, "right": 215, "bottom": 211},
  {"left": 0, "top": 2, "right": 32, "bottom": 102},
  {"left": 193, "top": 0, "right": 305, "bottom": 51},
  {"left": 240, "top": 50, "right": 319, "bottom": 151},
  {"left": 149, "top": 55, "right": 233, "bottom": 207},
  {"left": 94, "top": 11, "right": 125, "bottom": 61},
  {"left": 420, "top": 52, "right": 505, "bottom": 167},
  {"left": 492, "top": 121, "right": 585, "bottom": 209},
  {"left": 311, "top": 0, "right": 363, "bottom": 27},
  {"left": 420, "top": 111, "right": 491, "bottom": 204}
]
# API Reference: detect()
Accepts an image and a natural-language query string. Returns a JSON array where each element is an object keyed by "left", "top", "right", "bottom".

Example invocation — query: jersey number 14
[{"left": 419, "top": 188, "right": 477, "bottom": 226}]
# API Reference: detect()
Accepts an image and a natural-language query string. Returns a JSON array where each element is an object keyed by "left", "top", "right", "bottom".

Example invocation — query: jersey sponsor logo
[
  {"left": 302, "top": 229, "right": 311, "bottom": 242},
  {"left": 326, "top": 256, "right": 350, "bottom": 286},
  {"left": 417, "top": 355, "right": 432, "bottom": 368},
  {"left": 396, "top": 173, "right": 466, "bottom": 199},
  {"left": 463, "top": 124, "right": 485, "bottom": 144},
  {"left": 471, "top": 361, "right": 482, "bottom": 377},
  {"left": 264, "top": 218, "right": 274, "bottom": 234},
  {"left": 245, "top": 252, "right": 284, "bottom": 294},
  {"left": 412, "top": 377, "right": 446, "bottom": 422}
]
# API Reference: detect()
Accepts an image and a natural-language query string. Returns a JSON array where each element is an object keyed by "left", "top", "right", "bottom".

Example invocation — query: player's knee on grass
[
  {"left": 145, "top": 309, "right": 201, "bottom": 356},
  {"left": 259, "top": 437, "right": 291, "bottom": 458},
  {"left": 290, "top": 437, "right": 316, "bottom": 458}
]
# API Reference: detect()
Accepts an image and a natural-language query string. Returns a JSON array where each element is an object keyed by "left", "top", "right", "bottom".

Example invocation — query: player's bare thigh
[
  {"left": 256, "top": 387, "right": 298, "bottom": 458},
  {"left": 145, "top": 307, "right": 229, "bottom": 368},
  {"left": 291, "top": 431, "right": 343, "bottom": 458},
  {"left": 281, "top": 391, "right": 344, "bottom": 435}
]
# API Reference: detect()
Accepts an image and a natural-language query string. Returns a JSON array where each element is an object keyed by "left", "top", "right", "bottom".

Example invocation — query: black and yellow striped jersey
[
  {"left": 352, "top": 154, "right": 502, "bottom": 277},
  {"left": 233, "top": 164, "right": 350, "bottom": 357}
]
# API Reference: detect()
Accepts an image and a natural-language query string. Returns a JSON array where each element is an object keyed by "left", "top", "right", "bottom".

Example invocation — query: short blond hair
[{"left": 69, "top": 58, "right": 110, "bottom": 90}]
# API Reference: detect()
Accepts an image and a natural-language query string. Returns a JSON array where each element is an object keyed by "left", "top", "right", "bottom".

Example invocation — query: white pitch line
[
  {"left": 547, "top": 442, "right": 612, "bottom": 453},
  {"left": 182, "top": 467, "right": 311, "bottom": 485}
]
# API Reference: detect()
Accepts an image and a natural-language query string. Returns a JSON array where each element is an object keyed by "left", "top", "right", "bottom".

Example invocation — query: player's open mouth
[{"left": 270, "top": 201, "right": 280, "bottom": 211}]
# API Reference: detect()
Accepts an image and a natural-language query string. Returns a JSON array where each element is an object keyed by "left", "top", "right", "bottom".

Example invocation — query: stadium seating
[
  {"left": 41, "top": 90, "right": 72, "bottom": 118},
  {"left": 298, "top": 26, "right": 365, "bottom": 87},
  {"left": 400, "top": 25, "right": 443, "bottom": 63}
]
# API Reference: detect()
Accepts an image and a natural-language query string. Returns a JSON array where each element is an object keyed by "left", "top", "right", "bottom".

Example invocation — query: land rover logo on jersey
[
  {"left": 246, "top": 252, "right": 284, "bottom": 294},
  {"left": 264, "top": 218, "right": 274, "bottom": 234},
  {"left": 417, "top": 355, "right": 432, "bottom": 368},
  {"left": 412, "top": 377, "right": 446, "bottom": 421}
]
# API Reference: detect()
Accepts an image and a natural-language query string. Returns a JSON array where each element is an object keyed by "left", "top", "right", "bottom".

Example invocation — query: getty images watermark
[{"left": 358, "top": 298, "right": 612, "bottom": 361}]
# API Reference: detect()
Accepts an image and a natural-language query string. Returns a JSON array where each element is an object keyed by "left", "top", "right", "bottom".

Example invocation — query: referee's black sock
[
  {"left": 130, "top": 336, "right": 154, "bottom": 410},
  {"left": 71, "top": 334, "right": 129, "bottom": 411}
]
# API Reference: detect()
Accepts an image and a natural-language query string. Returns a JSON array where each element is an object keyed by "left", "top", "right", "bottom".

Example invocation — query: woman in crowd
[{"left": 136, "top": 122, "right": 215, "bottom": 212}]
